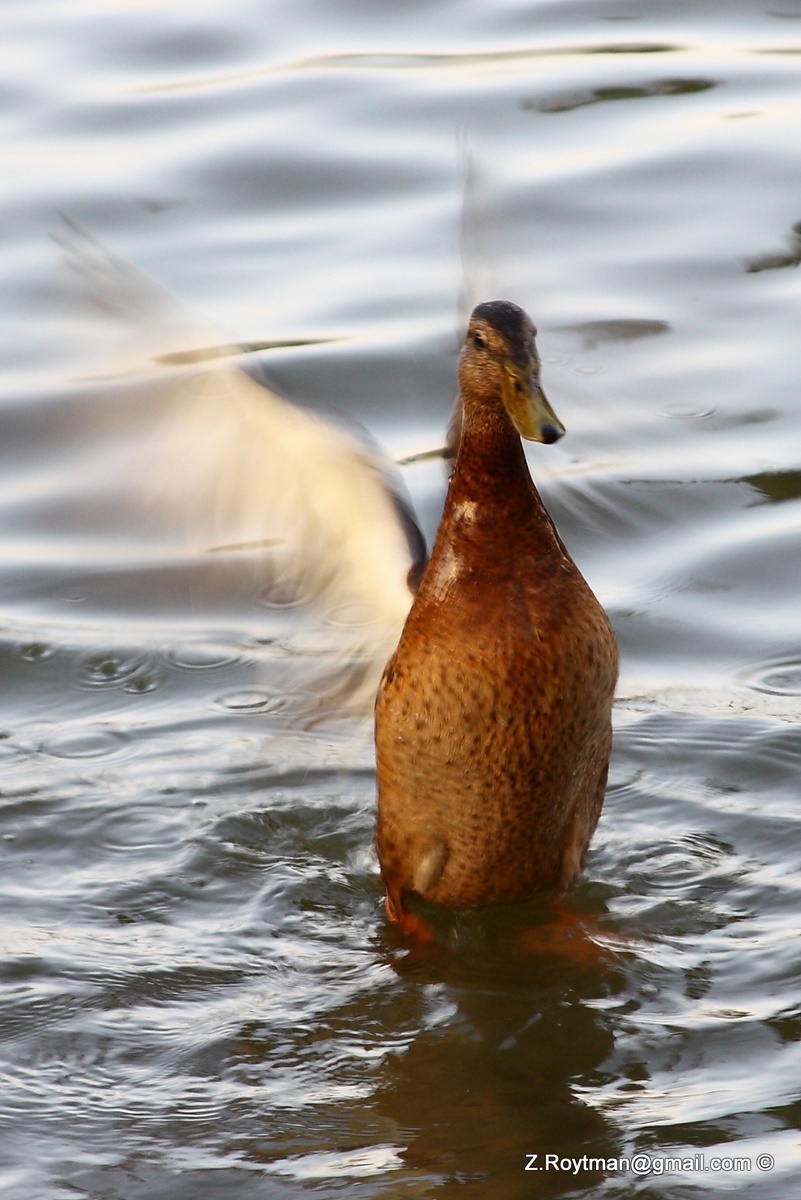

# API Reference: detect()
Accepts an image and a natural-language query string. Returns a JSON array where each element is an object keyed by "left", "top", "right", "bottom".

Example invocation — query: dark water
[{"left": 2, "top": 0, "right": 801, "bottom": 1196}]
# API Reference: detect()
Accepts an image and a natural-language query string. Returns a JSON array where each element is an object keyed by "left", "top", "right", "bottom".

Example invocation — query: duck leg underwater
[{"left": 375, "top": 301, "right": 618, "bottom": 927}]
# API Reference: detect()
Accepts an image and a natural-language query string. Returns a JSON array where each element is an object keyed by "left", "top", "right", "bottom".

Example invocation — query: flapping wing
[{"left": 55, "top": 218, "right": 419, "bottom": 716}]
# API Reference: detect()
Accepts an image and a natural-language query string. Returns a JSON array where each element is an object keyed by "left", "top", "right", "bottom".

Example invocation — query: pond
[{"left": 1, "top": 1, "right": 800, "bottom": 1196}]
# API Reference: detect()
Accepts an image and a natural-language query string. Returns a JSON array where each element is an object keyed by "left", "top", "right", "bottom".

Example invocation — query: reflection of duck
[
  {"left": 376, "top": 301, "right": 618, "bottom": 930},
  {"left": 57, "top": 222, "right": 617, "bottom": 932}
]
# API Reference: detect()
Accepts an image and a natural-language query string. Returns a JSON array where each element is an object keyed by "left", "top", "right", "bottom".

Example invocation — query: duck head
[{"left": 459, "top": 300, "right": 565, "bottom": 444}]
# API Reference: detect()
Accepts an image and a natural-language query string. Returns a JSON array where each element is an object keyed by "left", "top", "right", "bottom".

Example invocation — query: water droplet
[
  {"left": 216, "top": 689, "right": 317, "bottom": 716},
  {"left": 659, "top": 401, "right": 716, "bottom": 419},
  {"left": 77, "top": 651, "right": 157, "bottom": 690},
  {"left": 20, "top": 642, "right": 54, "bottom": 662},
  {"left": 217, "top": 690, "right": 273, "bottom": 711},
  {"left": 123, "top": 672, "right": 162, "bottom": 694}
]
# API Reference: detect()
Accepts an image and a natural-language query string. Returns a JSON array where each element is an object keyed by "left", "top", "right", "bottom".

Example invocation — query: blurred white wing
[{"left": 55, "top": 219, "right": 419, "bottom": 716}]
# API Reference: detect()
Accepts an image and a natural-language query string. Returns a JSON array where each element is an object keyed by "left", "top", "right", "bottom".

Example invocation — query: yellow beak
[{"left": 502, "top": 362, "right": 565, "bottom": 444}]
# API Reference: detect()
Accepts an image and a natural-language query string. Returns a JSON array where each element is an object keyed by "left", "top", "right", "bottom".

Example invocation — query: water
[{"left": 2, "top": 0, "right": 801, "bottom": 1196}]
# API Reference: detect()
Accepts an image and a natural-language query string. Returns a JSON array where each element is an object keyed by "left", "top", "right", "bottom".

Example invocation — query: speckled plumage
[{"left": 375, "top": 301, "right": 618, "bottom": 924}]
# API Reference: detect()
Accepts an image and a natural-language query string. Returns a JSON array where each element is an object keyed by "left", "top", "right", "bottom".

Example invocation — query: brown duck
[
  {"left": 53, "top": 225, "right": 616, "bottom": 931},
  {"left": 375, "top": 301, "right": 618, "bottom": 930}
]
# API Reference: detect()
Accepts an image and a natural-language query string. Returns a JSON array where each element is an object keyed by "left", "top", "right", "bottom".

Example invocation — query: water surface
[{"left": 1, "top": 1, "right": 801, "bottom": 1196}]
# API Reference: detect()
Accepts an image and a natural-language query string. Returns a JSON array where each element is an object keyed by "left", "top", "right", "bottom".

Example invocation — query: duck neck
[
  {"left": 416, "top": 396, "right": 566, "bottom": 605},
  {"left": 450, "top": 399, "right": 548, "bottom": 527}
]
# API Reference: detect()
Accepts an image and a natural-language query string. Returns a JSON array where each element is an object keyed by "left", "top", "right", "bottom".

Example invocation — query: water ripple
[
  {"left": 39, "top": 727, "right": 126, "bottom": 760},
  {"left": 75, "top": 650, "right": 163, "bottom": 694},
  {"left": 3, "top": 1, "right": 801, "bottom": 1197},
  {"left": 742, "top": 656, "right": 801, "bottom": 696},
  {"left": 168, "top": 641, "right": 244, "bottom": 670}
]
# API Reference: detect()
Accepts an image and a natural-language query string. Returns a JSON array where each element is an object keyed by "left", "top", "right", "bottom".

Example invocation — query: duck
[
  {"left": 375, "top": 300, "right": 618, "bottom": 930},
  {"left": 54, "top": 221, "right": 617, "bottom": 932}
]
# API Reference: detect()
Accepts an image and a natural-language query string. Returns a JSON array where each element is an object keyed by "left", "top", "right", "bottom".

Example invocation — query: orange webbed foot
[
  {"left": 516, "top": 901, "right": 632, "bottom": 967},
  {"left": 384, "top": 892, "right": 435, "bottom": 944}
]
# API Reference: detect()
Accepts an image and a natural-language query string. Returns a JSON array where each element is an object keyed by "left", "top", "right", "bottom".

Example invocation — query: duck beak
[{"left": 502, "top": 362, "right": 566, "bottom": 444}]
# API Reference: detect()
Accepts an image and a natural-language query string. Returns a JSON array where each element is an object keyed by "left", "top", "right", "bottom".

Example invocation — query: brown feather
[{"left": 375, "top": 302, "right": 618, "bottom": 920}]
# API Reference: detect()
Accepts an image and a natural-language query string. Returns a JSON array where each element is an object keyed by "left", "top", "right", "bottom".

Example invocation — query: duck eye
[{"left": 472, "top": 330, "right": 487, "bottom": 350}]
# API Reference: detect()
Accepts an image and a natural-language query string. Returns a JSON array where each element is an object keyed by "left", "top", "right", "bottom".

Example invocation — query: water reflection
[
  {"left": 746, "top": 219, "right": 801, "bottom": 272},
  {"left": 557, "top": 319, "right": 671, "bottom": 349},
  {"left": 744, "top": 467, "right": 801, "bottom": 502},
  {"left": 527, "top": 76, "right": 716, "bottom": 114},
  {"left": 374, "top": 990, "right": 615, "bottom": 1197}
]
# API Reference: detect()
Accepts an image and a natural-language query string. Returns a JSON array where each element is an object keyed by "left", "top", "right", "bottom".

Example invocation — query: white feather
[{"left": 55, "top": 219, "right": 417, "bottom": 716}]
